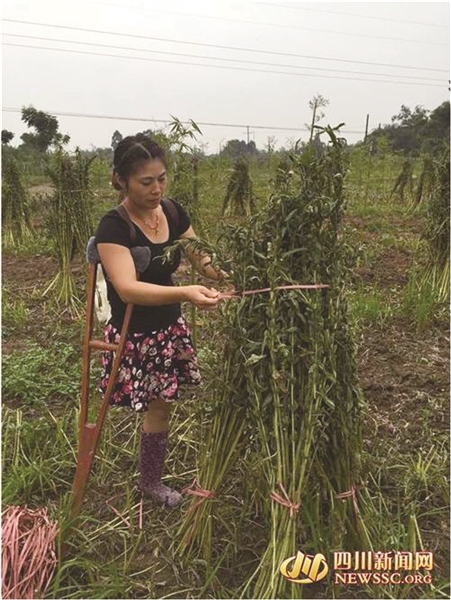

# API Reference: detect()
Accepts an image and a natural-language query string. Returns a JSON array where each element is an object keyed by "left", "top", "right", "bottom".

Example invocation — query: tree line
[
  {"left": 366, "top": 101, "right": 449, "bottom": 156},
  {"left": 2, "top": 100, "right": 449, "bottom": 160}
]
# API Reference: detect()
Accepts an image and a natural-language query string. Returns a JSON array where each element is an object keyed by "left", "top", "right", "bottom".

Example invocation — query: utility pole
[
  {"left": 243, "top": 126, "right": 254, "bottom": 144},
  {"left": 364, "top": 114, "right": 369, "bottom": 143}
]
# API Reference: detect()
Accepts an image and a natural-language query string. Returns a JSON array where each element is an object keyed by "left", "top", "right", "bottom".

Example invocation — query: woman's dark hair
[{"left": 112, "top": 134, "right": 166, "bottom": 191}]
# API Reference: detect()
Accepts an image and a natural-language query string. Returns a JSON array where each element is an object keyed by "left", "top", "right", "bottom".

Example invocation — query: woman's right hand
[{"left": 184, "top": 285, "right": 220, "bottom": 310}]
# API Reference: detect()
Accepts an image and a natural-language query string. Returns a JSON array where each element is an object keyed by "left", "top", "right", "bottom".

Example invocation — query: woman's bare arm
[{"left": 97, "top": 243, "right": 219, "bottom": 309}]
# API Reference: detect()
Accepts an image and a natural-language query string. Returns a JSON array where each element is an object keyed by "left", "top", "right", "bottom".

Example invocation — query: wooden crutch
[{"left": 70, "top": 238, "right": 150, "bottom": 520}]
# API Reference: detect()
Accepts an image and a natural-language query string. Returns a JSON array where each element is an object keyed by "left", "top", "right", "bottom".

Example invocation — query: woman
[{"left": 95, "top": 133, "right": 225, "bottom": 508}]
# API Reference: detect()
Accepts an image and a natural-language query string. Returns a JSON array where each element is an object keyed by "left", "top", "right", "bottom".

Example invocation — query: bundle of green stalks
[
  {"left": 391, "top": 159, "right": 414, "bottom": 202},
  {"left": 1, "top": 152, "right": 34, "bottom": 248},
  {"left": 222, "top": 157, "right": 255, "bottom": 217},
  {"left": 169, "top": 152, "right": 202, "bottom": 345},
  {"left": 177, "top": 127, "right": 366, "bottom": 598},
  {"left": 44, "top": 148, "right": 95, "bottom": 313},
  {"left": 422, "top": 145, "right": 450, "bottom": 303},
  {"left": 170, "top": 154, "right": 200, "bottom": 225},
  {"left": 413, "top": 157, "right": 434, "bottom": 206}
]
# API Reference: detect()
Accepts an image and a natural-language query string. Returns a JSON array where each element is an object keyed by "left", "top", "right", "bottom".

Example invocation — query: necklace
[
  {"left": 138, "top": 211, "right": 160, "bottom": 234},
  {"left": 124, "top": 204, "right": 160, "bottom": 235}
]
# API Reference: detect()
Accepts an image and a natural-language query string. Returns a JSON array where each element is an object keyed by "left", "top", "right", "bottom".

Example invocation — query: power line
[
  {"left": 3, "top": 34, "right": 444, "bottom": 83},
  {"left": 3, "top": 19, "right": 447, "bottom": 74},
  {"left": 1, "top": 107, "right": 367, "bottom": 134},
  {"left": 258, "top": 2, "right": 450, "bottom": 29},
  {"left": 81, "top": 3, "right": 449, "bottom": 47},
  {"left": 3, "top": 43, "right": 446, "bottom": 88}
]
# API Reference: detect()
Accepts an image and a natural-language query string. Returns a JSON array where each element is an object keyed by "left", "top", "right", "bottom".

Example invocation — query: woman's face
[{"left": 121, "top": 159, "right": 168, "bottom": 209}]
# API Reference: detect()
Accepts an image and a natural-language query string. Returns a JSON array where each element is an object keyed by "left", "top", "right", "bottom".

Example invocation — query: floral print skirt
[{"left": 99, "top": 316, "right": 201, "bottom": 413}]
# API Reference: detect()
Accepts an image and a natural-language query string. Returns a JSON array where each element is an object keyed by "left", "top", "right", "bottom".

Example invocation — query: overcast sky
[{"left": 2, "top": 1, "right": 450, "bottom": 153}]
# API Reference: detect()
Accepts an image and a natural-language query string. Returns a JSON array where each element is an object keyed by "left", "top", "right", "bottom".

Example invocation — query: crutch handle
[{"left": 89, "top": 340, "right": 119, "bottom": 352}]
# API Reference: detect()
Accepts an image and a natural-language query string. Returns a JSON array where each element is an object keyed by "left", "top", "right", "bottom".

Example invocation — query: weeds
[
  {"left": 2, "top": 296, "right": 29, "bottom": 335},
  {"left": 349, "top": 284, "right": 398, "bottom": 324},
  {"left": 2, "top": 342, "right": 81, "bottom": 405},
  {"left": 402, "top": 268, "right": 445, "bottom": 328}
]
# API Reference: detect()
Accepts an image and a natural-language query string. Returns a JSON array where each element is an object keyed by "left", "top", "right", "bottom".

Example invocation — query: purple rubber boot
[{"left": 139, "top": 430, "right": 182, "bottom": 508}]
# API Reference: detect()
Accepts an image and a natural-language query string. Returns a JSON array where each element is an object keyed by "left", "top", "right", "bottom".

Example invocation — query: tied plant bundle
[
  {"left": 222, "top": 157, "right": 255, "bottom": 218},
  {"left": 177, "top": 126, "right": 367, "bottom": 598},
  {"left": 422, "top": 145, "right": 450, "bottom": 303},
  {"left": 44, "top": 148, "right": 95, "bottom": 314},
  {"left": 1, "top": 152, "right": 34, "bottom": 248}
]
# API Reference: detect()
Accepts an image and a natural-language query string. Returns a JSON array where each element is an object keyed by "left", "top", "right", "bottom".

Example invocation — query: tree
[
  {"left": 20, "top": 106, "right": 70, "bottom": 152},
  {"left": 422, "top": 101, "right": 450, "bottom": 154},
  {"left": 220, "top": 139, "right": 259, "bottom": 159},
  {"left": 2, "top": 130, "right": 14, "bottom": 145},
  {"left": 111, "top": 129, "right": 123, "bottom": 150},
  {"left": 366, "top": 101, "right": 449, "bottom": 156}
]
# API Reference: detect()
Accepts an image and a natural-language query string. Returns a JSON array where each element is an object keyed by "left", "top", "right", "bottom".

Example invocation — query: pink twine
[
  {"left": 270, "top": 483, "right": 300, "bottom": 519},
  {"left": 105, "top": 497, "right": 131, "bottom": 528},
  {"left": 219, "top": 284, "right": 329, "bottom": 300},
  {"left": 2, "top": 506, "right": 58, "bottom": 600},
  {"left": 182, "top": 477, "right": 216, "bottom": 515},
  {"left": 336, "top": 484, "right": 365, "bottom": 530}
]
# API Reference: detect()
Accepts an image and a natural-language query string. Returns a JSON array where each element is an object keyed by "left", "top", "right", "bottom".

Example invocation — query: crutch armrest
[{"left": 86, "top": 237, "right": 151, "bottom": 273}]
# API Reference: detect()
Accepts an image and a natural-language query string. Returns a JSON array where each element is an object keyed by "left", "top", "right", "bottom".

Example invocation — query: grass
[
  {"left": 1, "top": 146, "right": 449, "bottom": 599},
  {"left": 348, "top": 284, "right": 398, "bottom": 324},
  {"left": 2, "top": 294, "right": 30, "bottom": 335},
  {"left": 402, "top": 270, "right": 447, "bottom": 328},
  {"left": 2, "top": 342, "right": 82, "bottom": 405}
]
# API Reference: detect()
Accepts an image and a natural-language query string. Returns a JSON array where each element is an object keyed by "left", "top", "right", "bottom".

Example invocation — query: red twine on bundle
[
  {"left": 181, "top": 477, "right": 216, "bottom": 515},
  {"left": 219, "top": 284, "right": 329, "bottom": 300},
  {"left": 335, "top": 484, "right": 365, "bottom": 530},
  {"left": 270, "top": 483, "right": 300, "bottom": 519},
  {"left": 2, "top": 505, "right": 58, "bottom": 600},
  {"left": 181, "top": 478, "right": 216, "bottom": 545}
]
